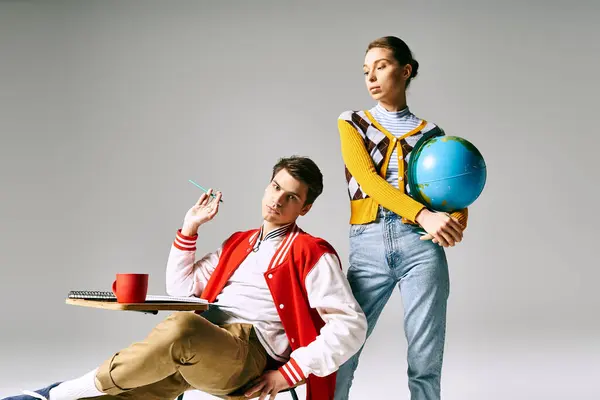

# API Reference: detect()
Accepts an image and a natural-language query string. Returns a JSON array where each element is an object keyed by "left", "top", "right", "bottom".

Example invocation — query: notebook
[{"left": 67, "top": 290, "right": 208, "bottom": 304}]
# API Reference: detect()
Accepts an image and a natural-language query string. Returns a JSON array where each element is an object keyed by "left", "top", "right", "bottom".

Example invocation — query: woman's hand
[{"left": 415, "top": 209, "right": 464, "bottom": 247}]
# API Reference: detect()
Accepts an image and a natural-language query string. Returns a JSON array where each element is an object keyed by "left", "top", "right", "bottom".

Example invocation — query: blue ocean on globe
[{"left": 408, "top": 135, "right": 487, "bottom": 213}]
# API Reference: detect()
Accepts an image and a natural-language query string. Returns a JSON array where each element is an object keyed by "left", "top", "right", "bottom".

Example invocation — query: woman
[{"left": 334, "top": 36, "right": 469, "bottom": 400}]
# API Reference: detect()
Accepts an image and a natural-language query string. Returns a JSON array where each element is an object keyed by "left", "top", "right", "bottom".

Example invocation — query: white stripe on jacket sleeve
[{"left": 278, "top": 357, "right": 306, "bottom": 386}]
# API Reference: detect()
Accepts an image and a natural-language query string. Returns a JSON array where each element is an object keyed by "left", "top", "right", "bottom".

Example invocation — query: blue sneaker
[{"left": 2, "top": 382, "right": 61, "bottom": 400}]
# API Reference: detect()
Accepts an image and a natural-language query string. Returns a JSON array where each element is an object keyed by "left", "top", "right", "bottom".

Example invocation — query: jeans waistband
[
  {"left": 377, "top": 206, "right": 421, "bottom": 228},
  {"left": 377, "top": 206, "right": 395, "bottom": 218}
]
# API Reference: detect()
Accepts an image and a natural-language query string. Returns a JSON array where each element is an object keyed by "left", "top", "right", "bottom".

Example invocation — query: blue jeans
[{"left": 335, "top": 207, "right": 449, "bottom": 400}]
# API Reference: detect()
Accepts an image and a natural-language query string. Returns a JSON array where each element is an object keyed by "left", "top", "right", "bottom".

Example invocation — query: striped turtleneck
[{"left": 370, "top": 103, "right": 423, "bottom": 189}]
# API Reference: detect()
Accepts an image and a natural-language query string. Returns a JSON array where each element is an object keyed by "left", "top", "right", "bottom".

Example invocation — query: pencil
[{"left": 188, "top": 179, "right": 223, "bottom": 203}]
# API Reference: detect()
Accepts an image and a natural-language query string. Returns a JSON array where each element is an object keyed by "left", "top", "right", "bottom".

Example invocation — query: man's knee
[
  {"left": 160, "top": 312, "right": 209, "bottom": 343},
  {"left": 169, "top": 311, "right": 205, "bottom": 330},
  {"left": 134, "top": 312, "right": 214, "bottom": 367}
]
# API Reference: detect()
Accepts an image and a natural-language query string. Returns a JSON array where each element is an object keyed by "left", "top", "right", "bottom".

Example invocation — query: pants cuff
[{"left": 95, "top": 354, "right": 125, "bottom": 396}]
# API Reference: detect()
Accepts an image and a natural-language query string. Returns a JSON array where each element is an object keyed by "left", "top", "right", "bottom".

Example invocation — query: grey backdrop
[{"left": 1, "top": 0, "right": 598, "bottom": 399}]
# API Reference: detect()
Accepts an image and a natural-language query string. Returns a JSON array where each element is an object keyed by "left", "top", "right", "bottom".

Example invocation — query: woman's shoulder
[
  {"left": 409, "top": 111, "right": 442, "bottom": 133},
  {"left": 413, "top": 119, "right": 448, "bottom": 141},
  {"left": 420, "top": 120, "right": 444, "bottom": 134},
  {"left": 337, "top": 109, "right": 368, "bottom": 121}
]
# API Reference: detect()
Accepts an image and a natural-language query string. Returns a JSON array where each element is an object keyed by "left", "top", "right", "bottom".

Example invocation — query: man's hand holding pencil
[{"left": 181, "top": 185, "right": 223, "bottom": 237}]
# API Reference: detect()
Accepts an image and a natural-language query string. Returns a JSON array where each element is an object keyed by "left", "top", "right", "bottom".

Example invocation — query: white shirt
[{"left": 198, "top": 225, "right": 292, "bottom": 361}]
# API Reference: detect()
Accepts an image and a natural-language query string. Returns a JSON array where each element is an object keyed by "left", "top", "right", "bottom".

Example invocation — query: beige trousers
[{"left": 87, "top": 311, "right": 268, "bottom": 400}]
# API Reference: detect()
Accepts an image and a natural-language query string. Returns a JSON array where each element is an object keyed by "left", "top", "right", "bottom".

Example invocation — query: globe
[{"left": 407, "top": 135, "right": 487, "bottom": 213}]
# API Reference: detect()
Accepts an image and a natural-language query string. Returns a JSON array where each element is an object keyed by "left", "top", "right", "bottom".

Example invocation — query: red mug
[{"left": 112, "top": 273, "right": 149, "bottom": 303}]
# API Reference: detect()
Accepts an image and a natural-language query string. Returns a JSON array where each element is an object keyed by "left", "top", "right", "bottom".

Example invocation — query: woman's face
[{"left": 363, "top": 47, "right": 411, "bottom": 104}]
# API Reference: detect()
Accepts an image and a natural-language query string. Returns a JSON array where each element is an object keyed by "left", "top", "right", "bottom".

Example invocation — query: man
[{"left": 7, "top": 156, "right": 367, "bottom": 400}]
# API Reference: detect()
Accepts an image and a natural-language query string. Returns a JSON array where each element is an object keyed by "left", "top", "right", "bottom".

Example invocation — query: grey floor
[{"left": 1, "top": 325, "right": 597, "bottom": 399}]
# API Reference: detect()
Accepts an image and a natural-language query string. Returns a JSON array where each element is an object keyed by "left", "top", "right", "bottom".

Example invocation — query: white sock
[{"left": 48, "top": 368, "right": 105, "bottom": 400}]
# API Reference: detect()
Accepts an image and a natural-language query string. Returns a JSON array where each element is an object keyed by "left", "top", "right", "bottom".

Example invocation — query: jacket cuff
[
  {"left": 173, "top": 229, "right": 198, "bottom": 251},
  {"left": 278, "top": 358, "right": 306, "bottom": 386}
]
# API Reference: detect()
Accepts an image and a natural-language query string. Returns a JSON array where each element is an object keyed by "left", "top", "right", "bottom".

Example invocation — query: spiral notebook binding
[{"left": 68, "top": 290, "right": 117, "bottom": 301}]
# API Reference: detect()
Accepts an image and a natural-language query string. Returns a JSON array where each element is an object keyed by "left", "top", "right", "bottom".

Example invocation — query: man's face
[{"left": 261, "top": 168, "right": 312, "bottom": 226}]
